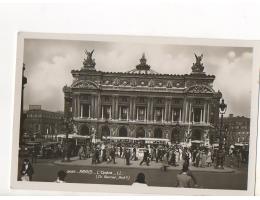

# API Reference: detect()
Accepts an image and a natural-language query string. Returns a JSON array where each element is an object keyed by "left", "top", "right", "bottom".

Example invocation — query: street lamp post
[
  {"left": 216, "top": 98, "right": 227, "bottom": 169},
  {"left": 63, "top": 116, "right": 73, "bottom": 162},
  {"left": 105, "top": 119, "right": 109, "bottom": 144},
  {"left": 20, "top": 64, "right": 27, "bottom": 145},
  {"left": 175, "top": 121, "right": 181, "bottom": 144}
]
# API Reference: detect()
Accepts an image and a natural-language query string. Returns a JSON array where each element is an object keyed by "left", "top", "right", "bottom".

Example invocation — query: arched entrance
[
  {"left": 171, "top": 128, "right": 179, "bottom": 143},
  {"left": 154, "top": 128, "right": 163, "bottom": 138},
  {"left": 118, "top": 126, "right": 128, "bottom": 137},
  {"left": 191, "top": 129, "right": 202, "bottom": 141},
  {"left": 80, "top": 125, "right": 90, "bottom": 136},
  {"left": 136, "top": 127, "right": 145, "bottom": 138},
  {"left": 101, "top": 126, "right": 110, "bottom": 140}
]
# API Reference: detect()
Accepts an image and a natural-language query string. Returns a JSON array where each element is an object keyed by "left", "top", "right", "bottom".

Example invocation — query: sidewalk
[{"left": 54, "top": 157, "right": 235, "bottom": 173}]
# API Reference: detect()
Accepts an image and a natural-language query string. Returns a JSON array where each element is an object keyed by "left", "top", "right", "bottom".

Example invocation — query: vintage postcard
[{"left": 10, "top": 32, "right": 260, "bottom": 195}]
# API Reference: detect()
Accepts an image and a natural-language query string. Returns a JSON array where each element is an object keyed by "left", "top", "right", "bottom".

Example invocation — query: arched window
[
  {"left": 171, "top": 128, "right": 179, "bottom": 143},
  {"left": 80, "top": 125, "right": 90, "bottom": 136},
  {"left": 191, "top": 129, "right": 202, "bottom": 140},
  {"left": 154, "top": 128, "right": 163, "bottom": 138},
  {"left": 119, "top": 126, "right": 128, "bottom": 137},
  {"left": 136, "top": 127, "right": 145, "bottom": 138},
  {"left": 101, "top": 126, "right": 110, "bottom": 139}
]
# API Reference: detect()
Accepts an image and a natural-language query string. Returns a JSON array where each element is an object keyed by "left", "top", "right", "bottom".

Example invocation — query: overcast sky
[{"left": 23, "top": 39, "right": 253, "bottom": 117}]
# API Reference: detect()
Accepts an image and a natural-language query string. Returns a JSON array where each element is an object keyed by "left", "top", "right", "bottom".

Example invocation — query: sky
[{"left": 23, "top": 39, "right": 253, "bottom": 117}]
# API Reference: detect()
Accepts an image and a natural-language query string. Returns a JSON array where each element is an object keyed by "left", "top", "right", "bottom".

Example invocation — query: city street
[{"left": 18, "top": 157, "right": 248, "bottom": 190}]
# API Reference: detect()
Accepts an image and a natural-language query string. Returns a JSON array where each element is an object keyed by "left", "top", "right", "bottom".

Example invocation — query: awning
[
  {"left": 56, "top": 134, "right": 90, "bottom": 139},
  {"left": 191, "top": 140, "right": 203, "bottom": 144},
  {"left": 235, "top": 143, "right": 244, "bottom": 146},
  {"left": 105, "top": 136, "right": 169, "bottom": 142}
]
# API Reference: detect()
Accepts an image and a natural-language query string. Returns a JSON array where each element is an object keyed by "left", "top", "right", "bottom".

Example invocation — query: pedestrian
[
  {"left": 132, "top": 172, "right": 148, "bottom": 186},
  {"left": 91, "top": 147, "right": 96, "bottom": 164},
  {"left": 55, "top": 170, "right": 67, "bottom": 183},
  {"left": 237, "top": 150, "right": 243, "bottom": 168},
  {"left": 161, "top": 152, "right": 169, "bottom": 171},
  {"left": 31, "top": 145, "right": 38, "bottom": 163},
  {"left": 182, "top": 148, "right": 190, "bottom": 166},
  {"left": 125, "top": 149, "right": 131, "bottom": 165},
  {"left": 95, "top": 147, "right": 100, "bottom": 163},
  {"left": 206, "top": 150, "right": 212, "bottom": 167},
  {"left": 20, "top": 158, "right": 34, "bottom": 181},
  {"left": 195, "top": 150, "right": 200, "bottom": 167},
  {"left": 102, "top": 147, "right": 107, "bottom": 162},
  {"left": 131, "top": 146, "right": 137, "bottom": 160},
  {"left": 201, "top": 151, "right": 207, "bottom": 168},
  {"left": 108, "top": 146, "right": 116, "bottom": 164},
  {"left": 119, "top": 145, "right": 123, "bottom": 157},
  {"left": 139, "top": 149, "right": 150, "bottom": 166},
  {"left": 176, "top": 163, "right": 195, "bottom": 188},
  {"left": 78, "top": 145, "right": 84, "bottom": 160},
  {"left": 155, "top": 147, "right": 159, "bottom": 163},
  {"left": 169, "top": 149, "right": 176, "bottom": 166}
]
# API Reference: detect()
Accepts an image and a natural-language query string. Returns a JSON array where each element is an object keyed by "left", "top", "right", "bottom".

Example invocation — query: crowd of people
[{"left": 66, "top": 141, "right": 248, "bottom": 170}]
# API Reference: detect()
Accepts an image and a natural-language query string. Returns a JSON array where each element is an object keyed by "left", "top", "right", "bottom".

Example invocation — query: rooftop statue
[
  {"left": 192, "top": 53, "right": 204, "bottom": 73},
  {"left": 83, "top": 49, "right": 96, "bottom": 69},
  {"left": 195, "top": 53, "right": 203, "bottom": 65}
]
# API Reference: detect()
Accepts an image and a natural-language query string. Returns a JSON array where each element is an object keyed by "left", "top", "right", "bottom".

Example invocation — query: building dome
[{"left": 127, "top": 53, "right": 158, "bottom": 74}]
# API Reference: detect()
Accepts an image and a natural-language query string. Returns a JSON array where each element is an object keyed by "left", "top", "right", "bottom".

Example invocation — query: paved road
[{"left": 18, "top": 158, "right": 248, "bottom": 190}]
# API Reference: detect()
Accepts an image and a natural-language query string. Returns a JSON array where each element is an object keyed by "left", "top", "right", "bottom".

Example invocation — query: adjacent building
[
  {"left": 63, "top": 51, "right": 222, "bottom": 147},
  {"left": 223, "top": 114, "right": 250, "bottom": 145},
  {"left": 23, "top": 105, "right": 64, "bottom": 139}
]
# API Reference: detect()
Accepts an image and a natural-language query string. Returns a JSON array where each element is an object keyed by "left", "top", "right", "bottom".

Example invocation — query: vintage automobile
[
  {"left": 19, "top": 141, "right": 41, "bottom": 157},
  {"left": 40, "top": 142, "right": 60, "bottom": 158}
]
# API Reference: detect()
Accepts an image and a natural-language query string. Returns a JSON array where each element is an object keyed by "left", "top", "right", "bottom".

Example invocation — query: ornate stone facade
[{"left": 63, "top": 52, "right": 222, "bottom": 147}]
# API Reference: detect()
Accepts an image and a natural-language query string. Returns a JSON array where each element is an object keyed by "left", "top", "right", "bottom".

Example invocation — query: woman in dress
[
  {"left": 161, "top": 152, "right": 169, "bottom": 171},
  {"left": 206, "top": 150, "right": 212, "bottom": 167}
]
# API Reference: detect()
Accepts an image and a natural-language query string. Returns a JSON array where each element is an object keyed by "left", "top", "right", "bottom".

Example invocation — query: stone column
[
  {"left": 91, "top": 95, "right": 95, "bottom": 118},
  {"left": 147, "top": 98, "right": 151, "bottom": 121},
  {"left": 119, "top": 106, "right": 121, "bottom": 120},
  {"left": 133, "top": 98, "right": 136, "bottom": 121},
  {"left": 207, "top": 103, "right": 210, "bottom": 124},
  {"left": 150, "top": 98, "right": 154, "bottom": 121},
  {"left": 179, "top": 108, "right": 182, "bottom": 122},
  {"left": 164, "top": 100, "right": 168, "bottom": 122},
  {"left": 161, "top": 108, "right": 164, "bottom": 122},
  {"left": 109, "top": 106, "right": 112, "bottom": 119},
  {"left": 94, "top": 95, "right": 98, "bottom": 119},
  {"left": 112, "top": 95, "right": 115, "bottom": 119},
  {"left": 184, "top": 100, "right": 188, "bottom": 123},
  {"left": 200, "top": 109, "right": 203, "bottom": 123},
  {"left": 188, "top": 101, "right": 192, "bottom": 124},
  {"left": 115, "top": 96, "right": 119, "bottom": 119},
  {"left": 101, "top": 106, "right": 104, "bottom": 119},
  {"left": 76, "top": 95, "right": 80, "bottom": 117},
  {"left": 97, "top": 94, "right": 101, "bottom": 119},
  {"left": 203, "top": 103, "right": 206, "bottom": 123},
  {"left": 168, "top": 100, "right": 172, "bottom": 122},
  {"left": 144, "top": 107, "right": 147, "bottom": 121},
  {"left": 80, "top": 104, "right": 83, "bottom": 118},
  {"left": 129, "top": 97, "right": 133, "bottom": 121},
  {"left": 88, "top": 105, "right": 90, "bottom": 118}
]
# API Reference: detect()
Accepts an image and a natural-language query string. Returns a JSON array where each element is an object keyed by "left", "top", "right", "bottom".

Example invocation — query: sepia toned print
[{"left": 11, "top": 33, "right": 259, "bottom": 195}]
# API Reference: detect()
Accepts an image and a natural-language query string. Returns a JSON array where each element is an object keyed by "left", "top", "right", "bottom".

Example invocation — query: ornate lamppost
[
  {"left": 175, "top": 121, "right": 181, "bottom": 144},
  {"left": 104, "top": 119, "right": 109, "bottom": 143},
  {"left": 63, "top": 116, "right": 73, "bottom": 162},
  {"left": 216, "top": 98, "right": 227, "bottom": 169},
  {"left": 20, "top": 64, "right": 27, "bottom": 145}
]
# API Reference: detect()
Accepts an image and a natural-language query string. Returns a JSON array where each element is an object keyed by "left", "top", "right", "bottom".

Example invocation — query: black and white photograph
[{"left": 10, "top": 33, "right": 259, "bottom": 195}]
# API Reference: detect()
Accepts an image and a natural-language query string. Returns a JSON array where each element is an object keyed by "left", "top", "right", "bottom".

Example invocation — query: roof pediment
[
  {"left": 71, "top": 80, "right": 99, "bottom": 89},
  {"left": 185, "top": 84, "right": 214, "bottom": 94}
]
